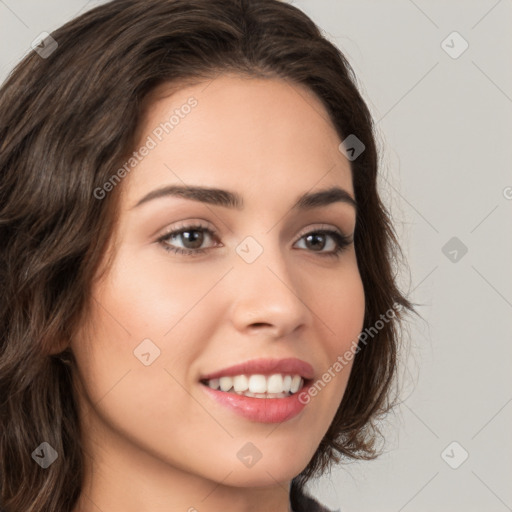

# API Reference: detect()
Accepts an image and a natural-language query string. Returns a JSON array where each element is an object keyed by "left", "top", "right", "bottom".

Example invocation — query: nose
[{"left": 228, "top": 242, "right": 312, "bottom": 339}]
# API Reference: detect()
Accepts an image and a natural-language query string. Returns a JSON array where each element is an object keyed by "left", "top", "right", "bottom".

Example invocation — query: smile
[{"left": 202, "top": 373, "right": 304, "bottom": 398}]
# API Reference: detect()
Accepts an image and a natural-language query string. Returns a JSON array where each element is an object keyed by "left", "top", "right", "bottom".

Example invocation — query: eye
[
  {"left": 157, "top": 223, "right": 220, "bottom": 256},
  {"left": 293, "top": 228, "right": 352, "bottom": 258}
]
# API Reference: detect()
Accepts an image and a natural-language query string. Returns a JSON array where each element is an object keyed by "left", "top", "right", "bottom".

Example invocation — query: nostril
[{"left": 249, "top": 320, "right": 277, "bottom": 328}]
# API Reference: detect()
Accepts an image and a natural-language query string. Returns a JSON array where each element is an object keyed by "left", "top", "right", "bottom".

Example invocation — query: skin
[{"left": 70, "top": 73, "right": 365, "bottom": 512}]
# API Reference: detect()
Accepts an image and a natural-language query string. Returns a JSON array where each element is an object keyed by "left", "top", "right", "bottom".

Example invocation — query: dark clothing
[{"left": 290, "top": 480, "right": 337, "bottom": 512}]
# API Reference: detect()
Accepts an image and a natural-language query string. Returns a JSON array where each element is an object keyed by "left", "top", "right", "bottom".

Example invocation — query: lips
[
  {"left": 199, "top": 357, "right": 315, "bottom": 381},
  {"left": 199, "top": 358, "right": 315, "bottom": 423}
]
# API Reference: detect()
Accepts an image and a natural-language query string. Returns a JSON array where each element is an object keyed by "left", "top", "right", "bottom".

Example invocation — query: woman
[{"left": 0, "top": 1, "right": 414, "bottom": 511}]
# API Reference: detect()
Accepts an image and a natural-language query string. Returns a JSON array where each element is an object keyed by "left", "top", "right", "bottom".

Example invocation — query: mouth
[
  {"left": 198, "top": 358, "right": 314, "bottom": 422},
  {"left": 200, "top": 373, "right": 310, "bottom": 399},
  {"left": 199, "top": 357, "right": 314, "bottom": 399}
]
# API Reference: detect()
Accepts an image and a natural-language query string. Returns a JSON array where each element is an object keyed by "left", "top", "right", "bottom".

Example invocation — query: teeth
[
  {"left": 248, "top": 375, "right": 267, "bottom": 393},
  {"left": 205, "top": 373, "right": 305, "bottom": 397},
  {"left": 219, "top": 377, "right": 233, "bottom": 392},
  {"left": 233, "top": 375, "right": 249, "bottom": 392},
  {"left": 290, "top": 375, "right": 302, "bottom": 393},
  {"left": 267, "top": 374, "right": 283, "bottom": 394}
]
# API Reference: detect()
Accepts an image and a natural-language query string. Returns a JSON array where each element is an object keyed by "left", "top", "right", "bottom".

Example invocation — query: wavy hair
[{"left": 0, "top": 0, "right": 414, "bottom": 510}]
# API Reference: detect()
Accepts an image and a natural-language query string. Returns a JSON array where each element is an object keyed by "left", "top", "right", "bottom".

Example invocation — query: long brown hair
[{"left": 0, "top": 0, "right": 414, "bottom": 510}]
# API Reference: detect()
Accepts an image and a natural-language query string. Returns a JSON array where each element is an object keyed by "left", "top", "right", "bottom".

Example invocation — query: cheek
[
  {"left": 101, "top": 248, "right": 223, "bottom": 338},
  {"left": 70, "top": 250, "right": 226, "bottom": 404},
  {"left": 70, "top": 271, "right": 212, "bottom": 466},
  {"left": 320, "top": 260, "right": 366, "bottom": 353},
  {"left": 308, "top": 261, "right": 365, "bottom": 402}
]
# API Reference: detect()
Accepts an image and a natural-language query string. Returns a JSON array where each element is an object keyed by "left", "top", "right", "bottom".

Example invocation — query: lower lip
[{"left": 201, "top": 381, "right": 312, "bottom": 423}]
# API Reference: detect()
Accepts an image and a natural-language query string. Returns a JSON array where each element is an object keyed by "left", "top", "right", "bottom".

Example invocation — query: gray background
[{"left": 1, "top": 1, "right": 511, "bottom": 511}]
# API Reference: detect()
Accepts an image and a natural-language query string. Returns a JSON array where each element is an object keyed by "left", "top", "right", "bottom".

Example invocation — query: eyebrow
[{"left": 132, "top": 184, "right": 357, "bottom": 211}]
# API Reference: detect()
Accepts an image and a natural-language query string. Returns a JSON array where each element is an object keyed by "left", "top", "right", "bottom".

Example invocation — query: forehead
[{"left": 124, "top": 74, "right": 353, "bottom": 207}]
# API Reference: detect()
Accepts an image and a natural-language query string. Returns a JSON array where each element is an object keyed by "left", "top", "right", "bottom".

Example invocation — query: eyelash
[{"left": 156, "top": 223, "right": 353, "bottom": 259}]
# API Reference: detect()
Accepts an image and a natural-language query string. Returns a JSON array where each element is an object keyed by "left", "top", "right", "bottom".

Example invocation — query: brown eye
[
  {"left": 294, "top": 229, "right": 352, "bottom": 258},
  {"left": 158, "top": 225, "right": 219, "bottom": 255}
]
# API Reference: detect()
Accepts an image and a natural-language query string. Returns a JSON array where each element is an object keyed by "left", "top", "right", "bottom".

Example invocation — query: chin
[{"left": 215, "top": 458, "right": 311, "bottom": 488}]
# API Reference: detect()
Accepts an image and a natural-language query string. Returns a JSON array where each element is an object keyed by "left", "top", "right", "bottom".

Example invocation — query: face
[{"left": 71, "top": 74, "right": 365, "bottom": 491}]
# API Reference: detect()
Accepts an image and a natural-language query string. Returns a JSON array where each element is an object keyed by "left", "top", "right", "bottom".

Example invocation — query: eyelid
[
  {"left": 156, "top": 219, "right": 217, "bottom": 238},
  {"left": 293, "top": 223, "right": 351, "bottom": 242}
]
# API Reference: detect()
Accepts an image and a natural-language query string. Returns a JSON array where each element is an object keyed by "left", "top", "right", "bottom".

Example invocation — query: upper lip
[{"left": 200, "top": 358, "right": 315, "bottom": 381}]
